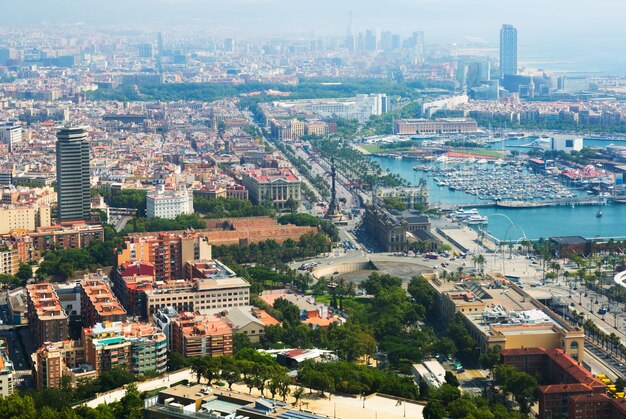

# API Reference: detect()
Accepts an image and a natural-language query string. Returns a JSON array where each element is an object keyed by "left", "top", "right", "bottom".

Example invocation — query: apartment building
[
  {"left": 124, "top": 323, "right": 168, "bottom": 375},
  {"left": 80, "top": 278, "right": 127, "bottom": 327},
  {"left": 82, "top": 322, "right": 132, "bottom": 377},
  {"left": 34, "top": 322, "right": 166, "bottom": 388},
  {"left": 0, "top": 204, "right": 51, "bottom": 234},
  {"left": 145, "top": 260, "right": 250, "bottom": 316},
  {"left": 199, "top": 306, "right": 280, "bottom": 344},
  {"left": 112, "top": 260, "right": 155, "bottom": 318},
  {"left": 171, "top": 312, "right": 233, "bottom": 358},
  {"left": 116, "top": 231, "right": 212, "bottom": 282},
  {"left": 0, "top": 340, "right": 14, "bottom": 396},
  {"left": 26, "top": 283, "right": 69, "bottom": 348},
  {"left": 152, "top": 306, "right": 179, "bottom": 351},
  {"left": 0, "top": 245, "right": 19, "bottom": 276},
  {"left": 241, "top": 168, "right": 301, "bottom": 209},
  {"left": 29, "top": 222, "right": 104, "bottom": 253},
  {"left": 32, "top": 340, "right": 91, "bottom": 389}
]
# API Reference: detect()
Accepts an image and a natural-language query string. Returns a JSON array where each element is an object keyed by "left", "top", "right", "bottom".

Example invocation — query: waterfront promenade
[{"left": 440, "top": 195, "right": 614, "bottom": 210}]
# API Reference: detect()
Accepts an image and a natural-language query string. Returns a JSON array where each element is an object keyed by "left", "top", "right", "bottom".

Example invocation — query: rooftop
[
  {"left": 26, "top": 283, "right": 67, "bottom": 321},
  {"left": 549, "top": 236, "right": 590, "bottom": 245},
  {"left": 81, "top": 278, "right": 127, "bottom": 317}
]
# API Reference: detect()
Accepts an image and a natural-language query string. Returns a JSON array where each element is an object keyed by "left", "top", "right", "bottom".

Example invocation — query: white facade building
[
  {"left": 551, "top": 137, "right": 583, "bottom": 153},
  {"left": 0, "top": 343, "right": 15, "bottom": 397},
  {"left": 0, "top": 122, "right": 22, "bottom": 152},
  {"left": 146, "top": 186, "right": 193, "bottom": 219}
]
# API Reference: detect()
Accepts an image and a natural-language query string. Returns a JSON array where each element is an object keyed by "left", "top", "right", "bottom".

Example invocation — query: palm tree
[{"left": 563, "top": 270, "right": 572, "bottom": 287}]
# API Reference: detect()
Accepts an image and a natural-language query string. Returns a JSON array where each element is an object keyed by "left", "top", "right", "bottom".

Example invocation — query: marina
[
  {"left": 426, "top": 162, "right": 577, "bottom": 202},
  {"left": 371, "top": 156, "right": 626, "bottom": 240}
]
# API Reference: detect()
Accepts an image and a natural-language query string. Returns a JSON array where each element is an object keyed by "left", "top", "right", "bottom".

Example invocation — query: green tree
[
  {"left": 167, "top": 351, "right": 190, "bottom": 371},
  {"left": 479, "top": 345, "right": 502, "bottom": 369},
  {"left": 16, "top": 263, "right": 33, "bottom": 281},
  {"left": 434, "top": 383, "right": 461, "bottom": 404},
  {"left": 495, "top": 364, "right": 538, "bottom": 415},
  {"left": 423, "top": 400, "right": 446, "bottom": 419},
  {"left": 0, "top": 392, "right": 38, "bottom": 419},
  {"left": 98, "top": 365, "right": 135, "bottom": 391},
  {"left": 408, "top": 275, "right": 437, "bottom": 312},
  {"left": 445, "top": 371, "right": 460, "bottom": 387},
  {"left": 220, "top": 357, "right": 241, "bottom": 390},
  {"left": 118, "top": 383, "right": 143, "bottom": 419},
  {"left": 292, "top": 386, "right": 305, "bottom": 407}
]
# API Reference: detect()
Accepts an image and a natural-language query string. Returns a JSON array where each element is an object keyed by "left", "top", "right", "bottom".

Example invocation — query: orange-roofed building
[
  {"left": 258, "top": 291, "right": 288, "bottom": 307},
  {"left": 80, "top": 278, "right": 127, "bottom": 327},
  {"left": 171, "top": 312, "right": 233, "bottom": 358},
  {"left": 502, "top": 347, "right": 608, "bottom": 419},
  {"left": 26, "top": 283, "right": 69, "bottom": 348},
  {"left": 254, "top": 309, "right": 281, "bottom": 327},
  {"left": 302, "top": 309, "right": 341, "bottom": 330}
]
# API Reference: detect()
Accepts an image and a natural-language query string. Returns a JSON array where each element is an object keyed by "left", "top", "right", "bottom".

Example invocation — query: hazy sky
[{"left": 1, "top": 0, "right": 625, "bottom": 72}]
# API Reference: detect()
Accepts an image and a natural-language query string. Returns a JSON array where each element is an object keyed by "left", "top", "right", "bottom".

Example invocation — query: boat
[
  {"left": 452, "top": 208, "right": 479, "bottom": 219},
  {"left": 596, "top": 210, "right": 603, "bottom": 218},
  {"left": 465, "top": 215, "right": 489, "bottom": 225}
]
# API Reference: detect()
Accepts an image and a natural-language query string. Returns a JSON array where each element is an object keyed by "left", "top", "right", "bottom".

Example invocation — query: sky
[{"left": 1, "top": 0, "right": 625, "bottom": 72}]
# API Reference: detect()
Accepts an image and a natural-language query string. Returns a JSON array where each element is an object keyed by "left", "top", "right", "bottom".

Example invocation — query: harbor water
[{"left": 371, "top": 156, "right": 626, "bottom": 241}]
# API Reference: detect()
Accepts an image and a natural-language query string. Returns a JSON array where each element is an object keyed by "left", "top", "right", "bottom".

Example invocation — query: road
[
  {"left": 541, "top": 283, "right": 626, "bottom": 340},
  {"left": 294, "top": 146, "right": 359, "bottom": 211},
  {"left": 112, "top": 215, "right": 132, "bottom": 232}
]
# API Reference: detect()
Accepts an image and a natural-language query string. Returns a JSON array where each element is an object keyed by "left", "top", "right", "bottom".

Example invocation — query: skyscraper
[
  {"left": 56, "top": 126, "right": 90, "bottom": 222},
  {"left": 500, "top": 24, "right": 518, "bottom": 78}
]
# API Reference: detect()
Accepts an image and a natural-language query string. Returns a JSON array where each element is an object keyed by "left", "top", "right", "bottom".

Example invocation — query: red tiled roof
[{"left": 540, "top": 383, "right": 593, "bottom": 394}]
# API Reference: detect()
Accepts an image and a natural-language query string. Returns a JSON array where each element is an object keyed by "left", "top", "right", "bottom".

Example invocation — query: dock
[{"left": 440, "top": 196, "right": 619, "bottom": 210}]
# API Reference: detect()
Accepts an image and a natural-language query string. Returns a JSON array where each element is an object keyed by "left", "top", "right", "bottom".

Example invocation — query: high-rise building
[
  {"left": 138, "top": 43, "right": 154, "bottom": 58},
  {"left": 56, "top": 126, "right": 90, "bottom": 222},
  {"left": 380, "top": 31, "right": 393, "bottom": 51},
  {"left": 223, "top": 38, "right": 236, "bottom": 52},
  {"left": 500, "top": 24, "right": 518, "bottom": 78},
  {"left": 364, "top": 29, "right": 379, "bottom": 51},
  {"left": 156, "top": 32, "right": 163, "bottom": 74},
  {"left": 412, "top": 31, "right": 425, "bottom": 55}
]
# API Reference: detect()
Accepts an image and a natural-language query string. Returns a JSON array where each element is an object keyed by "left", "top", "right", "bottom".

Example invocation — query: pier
[{"left": 441, "top": 196, "right": 619, "bottom": 210}]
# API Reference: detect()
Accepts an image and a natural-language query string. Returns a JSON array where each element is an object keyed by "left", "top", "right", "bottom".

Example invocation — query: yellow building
[
  {"left": 0, "top": 246, "right": 19, "bottom": 276},
  {"left": 430, "top": 276, "right": 585, "bottom": 361},
  {"left": 0, "top": 204, "right": 51, "bottom": 234}
]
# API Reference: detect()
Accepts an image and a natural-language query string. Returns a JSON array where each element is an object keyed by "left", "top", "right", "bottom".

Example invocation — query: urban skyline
[{"left": 2, "top": 1, "right": 626, "bottom": 418}]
